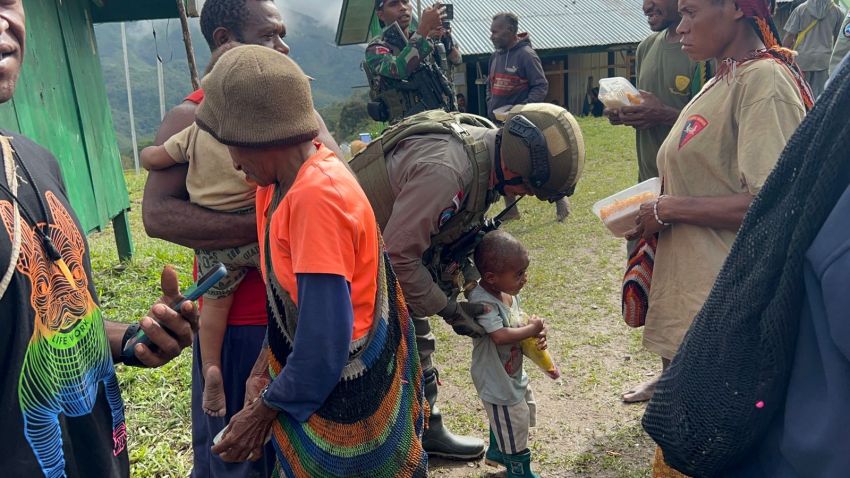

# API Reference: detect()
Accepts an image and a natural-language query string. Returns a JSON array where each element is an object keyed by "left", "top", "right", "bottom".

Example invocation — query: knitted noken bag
[
  {"left": 261, "top": 189, "right": 427, "bottom": 477},
  {"left": 642, "top": 59, "right": 850, "bottom": 477}
]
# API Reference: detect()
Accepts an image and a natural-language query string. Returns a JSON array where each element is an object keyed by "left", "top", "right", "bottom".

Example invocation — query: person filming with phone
[
  {"left": 364, "top": 0, "right": 462, "bottom": 124},
  {"left": 0, "top": 4, "right": 197, "bottom": 477}
]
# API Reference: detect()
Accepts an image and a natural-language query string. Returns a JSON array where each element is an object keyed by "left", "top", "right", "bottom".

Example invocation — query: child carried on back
[
  {"left": 468, "top": 230, "right": 548, "bottom": 478},
  {"left": 139, "top": 43, "right": 257, "bottom": 418}
]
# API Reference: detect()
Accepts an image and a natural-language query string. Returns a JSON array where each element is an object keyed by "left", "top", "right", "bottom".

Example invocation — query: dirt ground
[
  {"left": 98, "top": 118, "right": 659, "bottom": 478},
  {"left": 418, "top": 192, "right": 661, "bottom": 478}
]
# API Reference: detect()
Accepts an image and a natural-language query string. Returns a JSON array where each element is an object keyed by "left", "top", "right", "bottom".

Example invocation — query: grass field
[{"left": 88, "top": 117, "right": 657, "bottom": 477}]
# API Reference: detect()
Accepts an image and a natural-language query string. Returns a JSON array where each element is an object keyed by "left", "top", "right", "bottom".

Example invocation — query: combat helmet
[{"left": 498, "top": 103, "right": 585, "bottom": 201}]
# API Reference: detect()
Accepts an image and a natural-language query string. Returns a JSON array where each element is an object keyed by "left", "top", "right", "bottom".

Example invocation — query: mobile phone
[
  {"left": 442, "top": 3, "right": 453, "bottom": 30},
  {"left": 383, "top": 21, "right": 408, "bottom": 50},
  {"left": 443, "top": 3, "right": 454, "bottom": 20},
  {"left": 120, "top": 263, "right": 228, "bottom": 361}
]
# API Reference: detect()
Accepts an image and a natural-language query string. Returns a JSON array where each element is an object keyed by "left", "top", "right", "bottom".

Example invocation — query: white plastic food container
[
  {"left": 598, "top": 77, "right": 643, "bottom": 109},
  {"left": 492, "top": 105, "right": 513, "bottom": 122},
  {"left": 592, "top": 177, "right": 662, "bottom": 237}
]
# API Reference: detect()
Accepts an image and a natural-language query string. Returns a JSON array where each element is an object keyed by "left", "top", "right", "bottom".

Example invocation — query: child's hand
[
  {"left": 528, "top": 315, "right": 545, "bottom": 335},
  {"left": 533, "top": 316, "right": 548, "bottom": 350}
]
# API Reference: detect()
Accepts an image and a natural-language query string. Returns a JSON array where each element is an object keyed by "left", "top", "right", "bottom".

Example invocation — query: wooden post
[
  {"left": 112, "top": 210, "right": 134, "bottom": 262},
  {"left": 120, "top": 23, "right": 140, "bottom": 174},
  {"left": 176, "top": 0, "right": 200, "bottom": 90}
]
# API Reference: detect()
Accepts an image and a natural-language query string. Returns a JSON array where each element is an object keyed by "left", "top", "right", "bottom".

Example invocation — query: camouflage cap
[{"left": 500, "top": 103, "right": 585, "bottom": 201}]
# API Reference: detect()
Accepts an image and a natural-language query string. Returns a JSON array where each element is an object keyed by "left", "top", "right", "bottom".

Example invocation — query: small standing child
[{"left": 469, "top": 230, "right": 546, "bottom": 478}]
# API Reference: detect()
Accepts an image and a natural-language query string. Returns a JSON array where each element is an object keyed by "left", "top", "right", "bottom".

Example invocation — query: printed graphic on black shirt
[{"left": 0, "top": 191, "right": 126, "bottom": 476}]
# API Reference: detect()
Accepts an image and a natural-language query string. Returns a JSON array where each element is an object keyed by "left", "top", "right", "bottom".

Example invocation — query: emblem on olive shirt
[
  {"left": 679, "top": 115, "right": 708, "bottom": 150},
  {"left": 671, "top": 75, "right": 692, "bottom": 96}
]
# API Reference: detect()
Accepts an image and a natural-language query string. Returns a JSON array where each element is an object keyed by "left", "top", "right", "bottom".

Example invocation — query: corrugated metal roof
[{"left": 449, "top": 0, "right": 651, "bottom": 56}]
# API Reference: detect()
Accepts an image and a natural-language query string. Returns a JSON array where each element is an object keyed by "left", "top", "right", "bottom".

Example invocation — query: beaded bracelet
[{"left": 653, "top": 195, "right": 671, "bottom": 227}]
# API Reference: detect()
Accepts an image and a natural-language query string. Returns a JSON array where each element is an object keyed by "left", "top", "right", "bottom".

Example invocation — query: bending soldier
[
  {"left": 351, "top": 104, "right": 585, "bottom": 461},
  {"left": 365, "top": 0, "right": 461, "bottom": 124}
]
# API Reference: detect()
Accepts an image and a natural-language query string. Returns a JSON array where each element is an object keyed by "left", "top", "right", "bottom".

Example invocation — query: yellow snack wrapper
[{"left": 514, "top": 311, "right": 560, "bottom": 380}]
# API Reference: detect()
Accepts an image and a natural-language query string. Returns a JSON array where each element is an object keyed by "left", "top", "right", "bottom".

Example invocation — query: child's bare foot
[{"left": 203, "top": 365, "right": 227, "bottom": 417}]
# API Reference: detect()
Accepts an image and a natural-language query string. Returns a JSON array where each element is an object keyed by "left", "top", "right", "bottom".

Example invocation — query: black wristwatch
[{"left": 118, "top": 324, "right": 144, "bottom": 367}]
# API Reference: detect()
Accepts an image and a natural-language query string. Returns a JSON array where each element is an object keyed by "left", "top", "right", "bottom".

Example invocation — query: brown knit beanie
[{"left": 196, "top": 45, "right": 319, "bottom": 148}]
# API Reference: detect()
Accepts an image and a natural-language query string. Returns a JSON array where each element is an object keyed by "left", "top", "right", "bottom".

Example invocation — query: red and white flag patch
[{"left": 679, "top": 115, "right": 708, "bottom": 150}]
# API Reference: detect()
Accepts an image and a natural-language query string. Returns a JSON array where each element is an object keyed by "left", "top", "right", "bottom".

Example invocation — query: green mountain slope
[{"left": 95, "top": 9, "right": 365, "bottom": 153}]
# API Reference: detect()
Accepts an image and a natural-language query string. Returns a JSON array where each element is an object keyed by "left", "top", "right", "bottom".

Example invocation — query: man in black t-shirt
[{"left": 0, "top": 3, "right": 197, "bottom": 477}]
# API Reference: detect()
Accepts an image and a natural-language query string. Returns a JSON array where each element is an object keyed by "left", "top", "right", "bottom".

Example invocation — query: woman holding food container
[
  {"left": 625, "top": 0, "right": 812, "bottom": 467},
  {"left": 625, "top": 0, "right": 813, "bottom": 473}
]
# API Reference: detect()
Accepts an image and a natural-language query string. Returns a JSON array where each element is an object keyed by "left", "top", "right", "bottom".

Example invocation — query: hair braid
[{"left": 751, "top": 16, "right": 815, "bottom": 109}]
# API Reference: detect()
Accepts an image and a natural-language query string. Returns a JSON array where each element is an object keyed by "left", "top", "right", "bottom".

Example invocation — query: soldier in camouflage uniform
[{"left": 364, "top": 0, "right": 461, "bottom": 124}]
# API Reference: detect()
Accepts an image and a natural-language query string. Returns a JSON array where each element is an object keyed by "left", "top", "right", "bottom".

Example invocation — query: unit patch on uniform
[
  {"left": 438, "top": 191, "right": 465, "bottom": 227},
  {"left": 672, "top": 75, "right": 692, "bottom": 95},
  {"left": 845, "top": 22, "right": 850, "bottom": 38},
  {"left": 679, "top": 115, "right": 708, "bottom": 150}
]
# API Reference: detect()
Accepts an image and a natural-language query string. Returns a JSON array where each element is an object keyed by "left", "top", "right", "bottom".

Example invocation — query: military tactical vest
[
  {"left": 364, "top": 33, "right": 457, "bottom": 124},
  {"left": 350, "top": 110, "right": 497, "bottom": 297}
]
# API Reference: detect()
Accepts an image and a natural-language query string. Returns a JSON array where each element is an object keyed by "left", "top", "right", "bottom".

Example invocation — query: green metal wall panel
[
  {"left": 58, "top": 0, "right": 130, "bottom": 228},
  {"left": 11, "top": 0, "right": 101, "bottom": 230},
  {"left": 0, "top": 0, "right": 131, "bottom": 241}
]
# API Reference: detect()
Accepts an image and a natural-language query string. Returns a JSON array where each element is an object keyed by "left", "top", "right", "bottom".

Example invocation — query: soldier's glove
[{"left": 438, "top": 300, "right": 488, "bottom": 338}]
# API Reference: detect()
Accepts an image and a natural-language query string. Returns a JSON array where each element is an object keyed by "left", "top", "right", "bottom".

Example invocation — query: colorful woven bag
[
  {"left": 622, "top": 235, "right": 657, "bottom": 328},
  {"left": 262, "top": 191, "right": 427, "bottom": 478}
]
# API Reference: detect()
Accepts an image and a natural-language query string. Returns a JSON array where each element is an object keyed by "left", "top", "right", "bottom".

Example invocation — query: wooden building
[{"left": 335, "top": 0, "right": 650, "bottom": 116}]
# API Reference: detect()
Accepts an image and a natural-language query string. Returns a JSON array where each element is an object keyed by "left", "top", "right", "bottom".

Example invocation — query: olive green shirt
[
  {"left": 829, "top": 13, "right": 850, "bottom": 76},
  {"left": 635, "top": 31, "right": 705, "bottom": 182}
]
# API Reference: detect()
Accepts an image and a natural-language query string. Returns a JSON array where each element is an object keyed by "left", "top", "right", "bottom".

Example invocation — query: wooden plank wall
[
  {"left": 562, "top": 50, "right": 635, "bottom": 114},
  {"left": 58, "top": 0, "right": 130, "bottom": 229},
  {"left": 0, "top": 0, "right": 129, "bottom": 234}
]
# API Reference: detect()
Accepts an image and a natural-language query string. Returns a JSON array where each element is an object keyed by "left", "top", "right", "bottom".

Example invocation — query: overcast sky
[
  {"left": 278, "top": 0, "right": 345, "bottom": 29},
  {"left": 124, "top": 1, "right": 346, "bottom": 41}
]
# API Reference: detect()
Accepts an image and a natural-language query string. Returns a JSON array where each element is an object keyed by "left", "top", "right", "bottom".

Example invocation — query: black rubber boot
[{"left": 422, "top": 370, "right": 485, "bottom": 461}]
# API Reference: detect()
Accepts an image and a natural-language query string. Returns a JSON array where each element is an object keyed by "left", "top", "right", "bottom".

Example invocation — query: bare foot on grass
[
  {"left": 622, "top": 374, "right": 659, "bottom": 403},
  {"left": 203, "top": 365, "right": 227, "bottom": 417}
]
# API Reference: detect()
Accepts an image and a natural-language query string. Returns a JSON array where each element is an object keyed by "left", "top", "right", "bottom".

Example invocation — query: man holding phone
[
  {"left": 364, "top": 0, "right": 462, "bottom": 124},
  {"left": 0, "top": 4, "right": 197, "bottom": 477}
]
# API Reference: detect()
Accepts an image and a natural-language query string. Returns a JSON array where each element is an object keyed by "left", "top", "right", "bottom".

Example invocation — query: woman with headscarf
[
  {"left": 625, "top": 0, "right": 813, "bottom": 474},
  {"left": 642, "top": 39, "right": 850, "bottom": 478}
]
